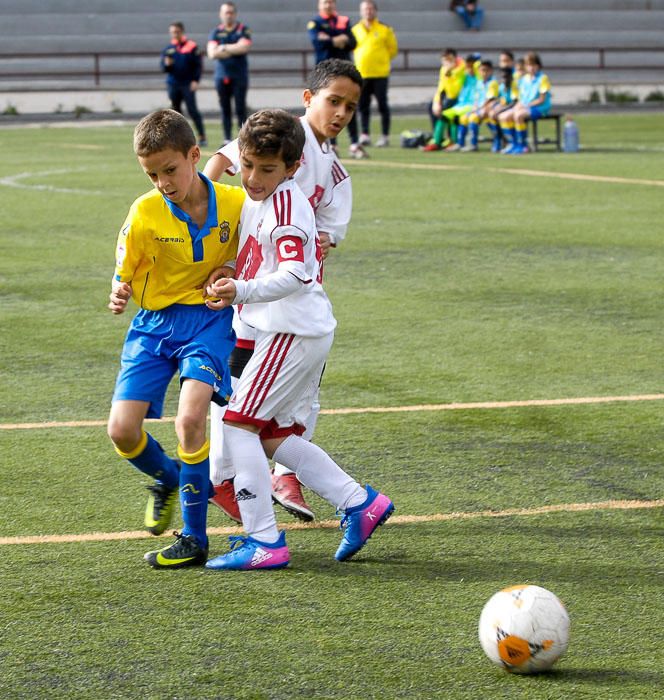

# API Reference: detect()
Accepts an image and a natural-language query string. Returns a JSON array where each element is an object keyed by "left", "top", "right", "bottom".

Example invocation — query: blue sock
[
  {"left": 469, "top": 122, "right": 479, "bottom": 146},
  {"left": 127, "top": 433, "right": 179, "bottom": 488},
  {"left": 179, "top": 458, "right": 210, "bottom": 547},
  {"left": 517, "top": 127, "right": 527, "bottom": 147},
  {"left": 457, "top": 124, "right": 467, "bottom": 146}
]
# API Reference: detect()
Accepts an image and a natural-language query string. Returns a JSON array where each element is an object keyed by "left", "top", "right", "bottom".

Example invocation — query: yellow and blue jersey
[
  {"left": 456, "top": 73, "right": 478, "bottom": 107},
  {"left": 498, "top": 78, "right": 518, "bottom": 104},
  {"left": 474, "top": 76, "right": 499, "bottom": 107},
  {"left": 114, "top": 174, "right": 245, "bottom": 311},
  {"left": 518, "top": 71, "right": 552, "bottom": 110}
]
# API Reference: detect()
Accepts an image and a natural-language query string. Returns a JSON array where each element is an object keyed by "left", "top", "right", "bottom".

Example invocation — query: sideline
[
  {"left": 347, "top": 158, "right": 664, "bottom": 187},
  {"left": 2, "top": 498, "right": 661, "bottom": 546},
  {"left": 3, "top": 393, "right": 664, "bottom": 431}
]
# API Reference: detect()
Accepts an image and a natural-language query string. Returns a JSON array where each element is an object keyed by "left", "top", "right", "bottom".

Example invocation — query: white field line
[
  {"left": 347, "top": 158, "right": 664, "bottom": 187},
  {"left": 2, "top": 498, "right": 661, "bottom": 546},
  {"left": 3, "top": 393, "right": 664, "bottom": 431},
  {"left": 0, "top": 167, "right": 103, "bottom": 195}
]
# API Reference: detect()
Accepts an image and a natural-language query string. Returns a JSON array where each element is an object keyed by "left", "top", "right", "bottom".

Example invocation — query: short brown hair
[
  {"left": 133, "top": 109, "right": 196, "bottom": 158},
  {"left": 524, "top": 51, "right": 542, "bottom": 69},
  {"left": 237, "top": 109, "right": 305, "bottom": 168}
]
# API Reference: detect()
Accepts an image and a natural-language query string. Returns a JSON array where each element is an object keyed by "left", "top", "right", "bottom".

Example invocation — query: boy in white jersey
[
  {"left": 203, "top": 59, "right": 361, "bottom": 522},
  {"left": 203, "top": 109, "right": 394, "bottom": 569}
]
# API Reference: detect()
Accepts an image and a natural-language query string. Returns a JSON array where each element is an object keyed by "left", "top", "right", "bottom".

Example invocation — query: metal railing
[{"left": 1, "top": 46, "right": 663, "bottom": 87}]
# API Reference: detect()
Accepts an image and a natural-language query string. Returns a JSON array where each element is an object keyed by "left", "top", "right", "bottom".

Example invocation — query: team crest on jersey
[{"left": 218, "top": 220, "right": 231, "bottom": 242}]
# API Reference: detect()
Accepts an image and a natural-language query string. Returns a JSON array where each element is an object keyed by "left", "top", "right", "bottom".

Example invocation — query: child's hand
[
  {"left": 108, "top": 280, "right": 132, "bottom": 314},
  {"left": 318, "top": 232, "right": 332, "bottom": 259},
  {"left": 201, "top": 265, "right": 236, "bottom": 294},
  {"left": 205, "top": 278, "right": 237, "bottom": 310}
]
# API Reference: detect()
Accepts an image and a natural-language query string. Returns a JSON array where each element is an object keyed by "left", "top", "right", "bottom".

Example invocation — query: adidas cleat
[
  {"left": 144, "top": 480, "right": 178, "bottom": 535},
  {"left": 144, "top": 531, "right": 208, "bottom": 569},
  {"left": 205, "top": 531, "right": 290, "bottom": 571},
  {"left": 335, "top": 485, "right": 394, "bottom": 562},
  {"left": 271, "top": 473, "right": 315, "bottom": 522}
]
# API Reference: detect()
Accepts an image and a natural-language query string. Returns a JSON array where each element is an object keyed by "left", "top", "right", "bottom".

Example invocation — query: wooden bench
[{"left": 528, "top": 113, "right": 562, "bottom": 152}]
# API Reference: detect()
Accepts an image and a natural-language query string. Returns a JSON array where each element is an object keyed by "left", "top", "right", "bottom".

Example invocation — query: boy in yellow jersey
[
  {"left": 424, "top": 48, "right": 465, "bottom": 150},
  {"left": 107, "top": 109, "right": 245, "bottom": 568},
  {"left": 352, "top": 0, "right": 398, "bottom": 147}
]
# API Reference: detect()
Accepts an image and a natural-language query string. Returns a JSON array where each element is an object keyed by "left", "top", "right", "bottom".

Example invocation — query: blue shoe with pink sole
[
  {"left": 335, "top": 485, "right": 394, "bottom": 562},
  {"left": 205, "top": 531, "right": 290, "bottom": 571}
]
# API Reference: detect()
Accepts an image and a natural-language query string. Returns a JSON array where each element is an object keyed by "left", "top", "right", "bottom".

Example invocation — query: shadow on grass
[{"left": 545, "top": 667, "right": 664, "bottom": 685}]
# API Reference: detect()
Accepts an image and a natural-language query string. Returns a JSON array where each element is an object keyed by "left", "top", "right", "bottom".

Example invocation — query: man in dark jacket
[
  {"left": 307, "top": 0, "right": 366, "bottom": 158},
  {"left": 161, "top": 22, "right": 207, "bottom": 146}
]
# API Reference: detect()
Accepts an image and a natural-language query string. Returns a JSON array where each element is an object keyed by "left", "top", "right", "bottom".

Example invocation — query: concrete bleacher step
[
  {"left": 1, "top": 0, "right": 663, "bottom": 92},
  {"left": 3, "top": 9, "right": 664, "bottom": 38}
]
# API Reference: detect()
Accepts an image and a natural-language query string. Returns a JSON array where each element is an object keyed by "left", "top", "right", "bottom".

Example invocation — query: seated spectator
[
  {"left": 459, "top": 59, "right": 499, "bottom": 151},
  {"left": 449, "top": 0, "right": 484, "bottom": 31},
  {"left": 486, "top": 52, "right": 517, "bottom": 152},
  {"left": 422, "top": 53, "right": 477, "bottom": 152},
  {"left": 426, "top": 48, "right": 465, "bottom": 135},
  {"left": 498, "top": 51, "right": 552, "bottom": 154}
]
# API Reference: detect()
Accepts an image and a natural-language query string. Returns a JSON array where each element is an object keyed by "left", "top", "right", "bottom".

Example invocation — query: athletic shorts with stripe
[{"left": 224, "top": 329, "right": 334, "bottom": 439}]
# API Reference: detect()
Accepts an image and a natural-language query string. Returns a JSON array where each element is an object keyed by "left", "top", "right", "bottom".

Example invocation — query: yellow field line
[
  {"left": 347, "top": 158, "right": 664, "bottom": 187},
  {"left": 1, "top": 498, "right": 661, "bottom": 546},
  {"left": 2, "top": 393, "right": 663, "bottom": 431}
]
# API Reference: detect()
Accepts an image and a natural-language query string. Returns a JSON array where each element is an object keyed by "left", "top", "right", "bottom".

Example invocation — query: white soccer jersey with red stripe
[
  {"left": 235, "top": 178, "right": 336, "bottom": 337},
  {"left": 218, "top": 116, "right": 352, "bottom": 244}
]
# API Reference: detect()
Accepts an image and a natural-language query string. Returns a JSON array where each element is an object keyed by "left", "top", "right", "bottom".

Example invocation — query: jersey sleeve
[
  {"left": 270, "top": 225, "right": 311, "bottom": 282},
  {"left": 386, "top": 26, "right": 398, "bottom": 58},
  {"left": 238, "top": 24, "right": 252, "bottom": 44},
  {"left": 113, "top": 203, "right": 145, "bottom": 283},
  {"left": 314, "top": 173, "right": 352, "bottom": 246},
  {"left": 217, "top": 139, "right": 241, "bottom": 175},
  {"left": 540, "top": 74, "right": 551, "bottom": 94}
]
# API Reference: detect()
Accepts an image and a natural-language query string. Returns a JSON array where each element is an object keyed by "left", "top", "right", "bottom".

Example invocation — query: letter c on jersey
[{"left": 277, "top": 236, "right": 305, "bottom": 263}]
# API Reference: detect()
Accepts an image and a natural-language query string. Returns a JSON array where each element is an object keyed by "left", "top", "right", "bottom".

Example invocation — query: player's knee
[
  {"left": 107, "top": 418, "right": 141, "bottom": 453},
  {"left": 174, "top": 412, "right": 206, "bottom": 448}
]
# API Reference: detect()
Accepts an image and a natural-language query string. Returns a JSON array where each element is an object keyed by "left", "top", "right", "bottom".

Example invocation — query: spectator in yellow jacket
[{"left": 352, "top": 1, "right": 398, "bottom": 147}]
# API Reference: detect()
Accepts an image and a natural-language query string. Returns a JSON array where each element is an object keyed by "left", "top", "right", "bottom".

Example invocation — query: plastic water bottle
[{"left": 563, "top": 117, "right": 579, "bottom": 153}]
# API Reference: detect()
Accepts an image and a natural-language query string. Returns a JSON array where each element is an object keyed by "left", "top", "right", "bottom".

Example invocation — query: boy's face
[
  {"left": 499, "top": 53, "right": 513, "bottom": 69},
  {"left": 138, "top": 146, "right": 200, "bottom": 204},
  {"left": 303, "top": 76, "right": 361, "bottom": 144},
  {"left": 239, "top": 150, "right": 299, "bottom": 201},
  {"left": 525, "top": 61, "right": 538, "bottom": 75},
  {"left": 479, "top": 64, "right": 492, "bottom": 80}
]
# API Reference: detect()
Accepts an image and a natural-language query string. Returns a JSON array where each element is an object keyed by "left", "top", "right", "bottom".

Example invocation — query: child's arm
[
  {"left": 203, "top": 152, "right": 234, "bottom": 181},
  {"left": 205, "top": 268, "right": 302, "bottom": 310}
]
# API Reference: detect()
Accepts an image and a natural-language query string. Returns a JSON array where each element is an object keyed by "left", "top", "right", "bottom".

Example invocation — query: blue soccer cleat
[
  {"left": 335, "top": 485, "right": 394, "bottom": 562},
  {"left": 205, "top": 531, "right": 290, "bottom": 571}
]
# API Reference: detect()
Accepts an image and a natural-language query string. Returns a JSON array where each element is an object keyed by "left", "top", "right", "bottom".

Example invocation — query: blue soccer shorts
[
  {"left": 528, "top": 105, "right": 550, "bottom": 121},
  {"left": 112, "top": 304, "right": 236, "bottom": 418}
]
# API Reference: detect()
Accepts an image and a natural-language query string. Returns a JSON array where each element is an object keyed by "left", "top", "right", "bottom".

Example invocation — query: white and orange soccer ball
[{"left": 478, "top": 585, "right": 570, "bottom": 674}]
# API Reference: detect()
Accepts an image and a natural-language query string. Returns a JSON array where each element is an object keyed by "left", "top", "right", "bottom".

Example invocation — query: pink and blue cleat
[
  {"left": 205, "top": 531, "right": 290, "bottom": 571},
  {"left": 335, "top": 485, "right": 394, "bottom": 562}
]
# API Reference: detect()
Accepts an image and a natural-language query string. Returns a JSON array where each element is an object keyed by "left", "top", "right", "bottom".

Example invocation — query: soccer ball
[{"left": 478, "top": 585, "right": 570, "bottom": 674}]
